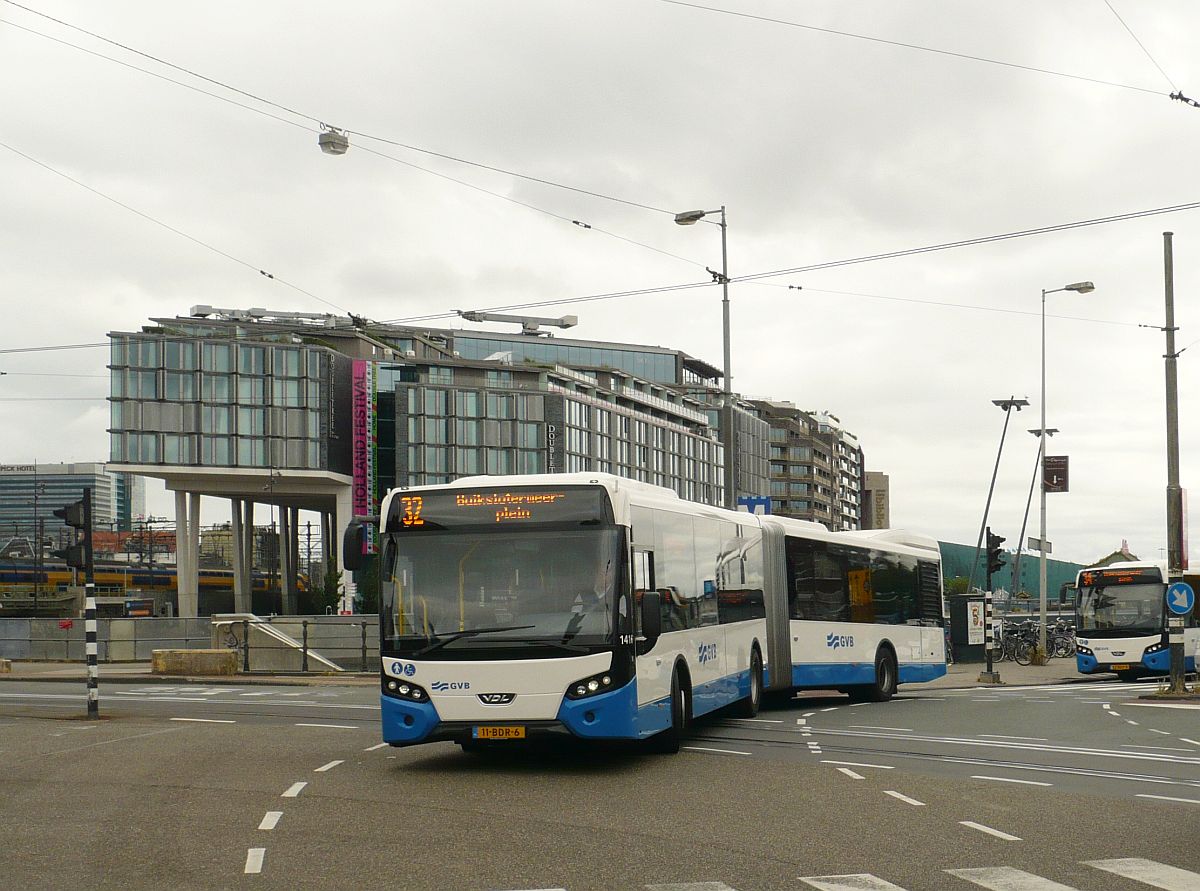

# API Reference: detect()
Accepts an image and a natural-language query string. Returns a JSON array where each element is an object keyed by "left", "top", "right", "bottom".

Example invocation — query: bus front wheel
[{"left": 648, "top": 669, "right": 689, "bottom": 754}]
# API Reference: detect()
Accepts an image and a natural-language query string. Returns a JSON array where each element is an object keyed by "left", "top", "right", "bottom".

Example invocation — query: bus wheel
[
  {"left": 647, "top": 669, "right": 688, "bottom": 754},
  {"left": 868, "top": 648, "right": 897, "bottom": 702},
  {"left": 732, "top": 647, "right": 763, "bottom": 718}
]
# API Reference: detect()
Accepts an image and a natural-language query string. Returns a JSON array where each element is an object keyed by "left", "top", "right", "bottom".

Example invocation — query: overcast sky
[{"left": 3, "top": 1, "right": 1199, "bottom": 567}]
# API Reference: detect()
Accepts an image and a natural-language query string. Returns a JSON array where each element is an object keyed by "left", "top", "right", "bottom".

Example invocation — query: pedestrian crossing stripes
[{"left": 498, "top": 858, "right": 1200, "bottom": 891}]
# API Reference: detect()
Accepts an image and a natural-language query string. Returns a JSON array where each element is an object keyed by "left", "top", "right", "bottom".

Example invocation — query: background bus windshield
[
  {"left": 382, "top": 527, "right": 623, "bottom": 657},
  {"left": 1077, "top": 582, "right": 1164, "bottom": 634}
]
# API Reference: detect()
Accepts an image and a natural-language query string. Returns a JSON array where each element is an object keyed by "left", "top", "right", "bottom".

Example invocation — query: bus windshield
[
  {"left": 382, "top": 526, "right": 624, "bottom": 659},
  {"left": 1077, "top": 582, "right": 1164, "bottom": 635}
]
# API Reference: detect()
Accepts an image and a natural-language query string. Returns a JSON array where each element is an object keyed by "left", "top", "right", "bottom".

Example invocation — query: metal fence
[{"left": 0, "top": 615, "right": 380, "bottom": 671}]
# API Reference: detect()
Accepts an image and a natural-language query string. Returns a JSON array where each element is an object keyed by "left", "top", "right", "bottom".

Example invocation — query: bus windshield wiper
[{"left": 414, "top": 625, "right": 535, "bottom": 656}]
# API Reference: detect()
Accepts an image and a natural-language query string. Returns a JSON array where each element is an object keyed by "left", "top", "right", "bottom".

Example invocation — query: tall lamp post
[
  {"left": 674, "top": 206, "right": 733, "bottom": 508},
  {"left": 1038, "top": 280, "right": 1094, "bottom": 660}
]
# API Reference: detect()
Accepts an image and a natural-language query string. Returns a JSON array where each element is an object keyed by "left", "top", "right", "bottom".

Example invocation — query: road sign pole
[{"left": 1168, "top": 616, "right": 1185, "bottom": 692}]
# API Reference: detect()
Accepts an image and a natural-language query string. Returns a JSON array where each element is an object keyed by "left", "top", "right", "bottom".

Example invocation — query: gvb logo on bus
[
  {"left": 390, "top": 661, "right": 417, "bottom": 677},
  {"left": 826, "top": 633, "right": 855, "bottom": 650},
  {"left": 697, "top": 642, "right": 719, "bottom": 664},
  {"left": 431, "top": 681, "right": 471, "bottom": 691}
]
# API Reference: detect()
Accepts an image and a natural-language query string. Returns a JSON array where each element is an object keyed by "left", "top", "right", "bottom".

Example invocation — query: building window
[
  {"left": 485, "top": 370, "right": 512, "bottom": 387},
  {"left": 455, "top": 391, "right": 480, "bottom": 417},
  {"left": 427, "top": 366, "right": 454, "bottom": 386},
  {"left": 275, "top": 348, "right": 302, "bottom": 377},
  {"left": 203, "top": 342, "right": 233, "bottom": 373},
  {"left": 424, "top": 389, "right": 448, "bottom": 416},
  {"left": 238, "top": 345, "right": 267, "bottom": 374}
]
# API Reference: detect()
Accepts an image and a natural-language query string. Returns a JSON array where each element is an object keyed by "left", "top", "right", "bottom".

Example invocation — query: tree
[{"left": 944, "top": 576, "right": 970, "bottom": 596}]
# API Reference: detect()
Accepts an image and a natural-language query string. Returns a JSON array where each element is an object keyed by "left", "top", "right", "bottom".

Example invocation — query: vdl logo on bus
[
  {"left": 826, "top": 633, "right": 855, "bottom": 650},
  {"left": 697, "top": 642, "right": 718, "bottom": 664},
  {"left": 390, "top": 661, "right": 417, "bottom": 677}
]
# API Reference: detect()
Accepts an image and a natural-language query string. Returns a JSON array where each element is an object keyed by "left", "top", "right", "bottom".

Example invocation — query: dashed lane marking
[
  {"left": 294, "top": 723, "right": 358, "bottom": 729},
  {"left": 169, "top": 717, "right": 235, "bottom": 724},
  {"left": 850, "top": 726, "right": 912, "bottom": 732},
  {"left": 682, "top": 746, "right": 752, "bottom": 756},
  {"left": 646, "top": 883, "right": 738, "bottom": 890},
  {"left": 970, "top": 776, "right": 1052, "bottom": 787},
  {"left": 314, "top": 760, "right": 344, "bottom": 772},
  {"left": 977, "top": 734, "right": 1047, "bottom": 741},
  {"left": 959, "top": 821, "right": 1022, "bottom": 841},
  {"left": 882, "top": 790, "right": 924, "bottom": 806},
  {"left": 244, "top": 848, "right": 265, "bottom": 875},
  {"left": 1135, "top": 793, "right": 1200, "bottom": 805},
  {"left": 836, "top": 768, "right": 864, "bottom": 780},
  {"left": 364, "top": 742, "right": 389, "bottom": 751},
  {"left": 258, "top": 812, "right": 282, "bottom": 831},
  {"left": 281, "top": 782, "right": 307, "bottom": 798},
  {"left": 820, "top": 760, "right": 894, "bottom": 770}
]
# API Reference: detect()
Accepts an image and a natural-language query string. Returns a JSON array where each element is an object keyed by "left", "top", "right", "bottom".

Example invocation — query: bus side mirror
[
  {"left": 639, "top": 590, "right": 661, "bottom": 646},
  {"left": 342, "top": 520, "right": 365, "bottom": 571}
]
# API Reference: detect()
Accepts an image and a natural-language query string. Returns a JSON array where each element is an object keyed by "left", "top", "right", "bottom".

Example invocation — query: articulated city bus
[
  {"left": 346, "top": 473, "right": 946, "bottom": 753},
  {"left": 1074, "top": 562, "right": 1199, "bottom": 681}
]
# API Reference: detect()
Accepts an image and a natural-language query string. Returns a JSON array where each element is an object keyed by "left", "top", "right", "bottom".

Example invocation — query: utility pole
[
  {"left": 1162, "top": 232, "right": 1190, "bottom": 694},
  {"left": 967, "top": 397, "right": 1028, "bottom": 594}
]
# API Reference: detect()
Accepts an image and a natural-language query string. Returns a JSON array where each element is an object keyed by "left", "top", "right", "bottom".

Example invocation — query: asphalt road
[{"left": 2, "top": 677, "right": 1198, "bottom": 890}]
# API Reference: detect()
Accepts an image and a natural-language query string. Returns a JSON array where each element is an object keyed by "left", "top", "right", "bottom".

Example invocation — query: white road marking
[
  {"left": 977, "top": 734, "right": 1048, "bottom": 742},
  {"left": 1106, "top": 710, "right": 1122, "bottom": 718},
  {"left": 848, "top": 702, "right": 870, "bottom": 707},
  {"left": 281, "top": 782, "right": 307, "bottom": 798},
  {"left": 1121, "top": 744, "right": 1194, "bottom": 752},
  {"left": 970, "top": 775, "right": 1052, "bottom": 787},
  {"left": 1182, "top": 738, "right": 1200, "bottom": 746},
  {"left": 1085, "top": 857, "right": 1200, "bottom": 889},
  {"left": 820, "top": 760, "right": 894, "bottom": 770},
  {"left": 1102, "top": 704, "right": 1112, "bottom": 709},
  {"left": 1135, "top": 793, "right": 1200, "bottom": 805},
  {"left": 732, "top": 718, "right": 783, "bottom": 724},
  {"left": 1027, "top": 699, "right": 1056, "bottom": 703},
  {"left": 883, "top": 790, "right": 924, "bottom": 806},
  {"left": 836, "top": 768, "right": 864, "bottom": 780},
  {"left": 294, "top": 723, "right": 358, "bottom": 729},
  {"left": 850, "top": 726, "right": 912, "bottom": 732},
  {"left": 169, "top": 717, "right": 235, "bottom": 724},
  {"left": 1150, "top": 729, "right": 1172, "bottom": 735},
  {"left": 1126, "top": 720, "right": 1140, "bottom": 726},
  {"left": 958, "top": 821, "right": 1022, "bottom": 841},
  {"left": 802, "top": 711, "right": 815, "bottom": 717},
  {"left": 796, "top": 718, "right": 807, "bottom": 725},
  {"left": 820, "top": 707, "right": 838, "bottom": 712},
  {"left": 946, "top": 866, "right": 1072, "bottom": 888},
  {"left": 147, "top": 697, "right": 212, "bottom": 702},
  {"left": 258, "top": 812, "right": 282, "bottom": 831},
  {"left": 314, "top": 760, "right": 344, "bottom": 772},
  {"left": 244, "top": 848, "right": 265, "bottom": 875},
  {"left": 646, "top": 883, "right": 738, "bottom": 890},
  {"left": 364, "top": 742, "right": 389, "bottom": 751},
  {"left": 1125, "top": 702, "right": 1200, "bottom": 711},
  {"left": 682, "top": 746, "right": 752, "bottom": 756},
  {"left": 798, "top": 875, "right": 908, "bottom": 890}
]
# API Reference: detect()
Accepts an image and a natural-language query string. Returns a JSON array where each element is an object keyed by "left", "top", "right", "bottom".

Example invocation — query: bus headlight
[
  {"left": 566, "top": 672, "right": 614, "bottom": 700},
  {"left": 383, "top": 677, "right": 428, "bottom": 701},
  {"left": 1144, "top": 641, "right": 1168, "bottom": 654},
  {"left": 1075, "top": 644, "right": 1093, "bottom": 657}
]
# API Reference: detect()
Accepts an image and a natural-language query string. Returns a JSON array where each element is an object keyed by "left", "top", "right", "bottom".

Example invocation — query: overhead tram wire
[
  {"left": 392, "top": 198, "right": 1200, "bottom": 322},
  {"left": 656, "top": 0, "right": 1166, "bottom": 100},
  {"left": 0, "top": 138, "right": 351, "bottom": 312},
  {"left": 2, "top": 17, "right": 702, "bottom": 270},
  {"left": 1104, "top": 0, "right": 1177, "bottom": 92},
  {"left": 0, "top": 1, "right": 675, "bottom": 215}
]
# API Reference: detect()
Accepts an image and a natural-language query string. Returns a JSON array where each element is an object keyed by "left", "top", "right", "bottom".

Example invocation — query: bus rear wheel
[
  {"left": 867, "top": 648, "right": 897, "bottom": 702},
  {"left": 732, "top": 647, "right": 763, "bottom": 718}
]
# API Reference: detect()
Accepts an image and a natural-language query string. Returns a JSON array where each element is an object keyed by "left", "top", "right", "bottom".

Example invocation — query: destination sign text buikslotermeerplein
[{"left": 390, "top": 487, "right": 612, "bottom": 531}]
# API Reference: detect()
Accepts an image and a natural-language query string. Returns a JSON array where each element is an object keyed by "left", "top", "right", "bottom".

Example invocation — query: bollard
[
  {"left": 242, "top": 619, "right": 251, "bottom": 673},
  {"left": 302, "top": 620, "right": 309, "bottom": 673},
  {"left": 361, "top": 622, "right": 368, "bottom": 672}
]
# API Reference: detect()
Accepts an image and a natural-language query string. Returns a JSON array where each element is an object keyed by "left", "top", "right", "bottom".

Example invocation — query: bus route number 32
[{"left": 399, "top": 496, "right": 424, "bottom": 527}]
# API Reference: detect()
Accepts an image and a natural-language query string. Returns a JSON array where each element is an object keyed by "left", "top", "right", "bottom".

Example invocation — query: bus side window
[{"left": 632, "top": 549, "right": 654, "bottom": 632}]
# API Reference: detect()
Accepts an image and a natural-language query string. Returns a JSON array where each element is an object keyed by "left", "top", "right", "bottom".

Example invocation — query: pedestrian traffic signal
[
  {"left": 52, "top": 499, "right": 87, "bottom": 529},
  {"left": 986, "top": 528, "right": 1007, "bottom": 576}
]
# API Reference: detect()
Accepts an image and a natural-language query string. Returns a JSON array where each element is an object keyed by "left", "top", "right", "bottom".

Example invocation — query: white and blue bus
[
  {"left": 345, "top": 473, "right": 946, "bottom": 753},
  {"left": 1075, "top": 562, "right": 1199, "bottom": 681}
]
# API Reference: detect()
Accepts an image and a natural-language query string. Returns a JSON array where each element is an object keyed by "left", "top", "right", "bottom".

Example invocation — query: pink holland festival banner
[{"left": 351, "top": 359, "right": 377, "bottom": 554}]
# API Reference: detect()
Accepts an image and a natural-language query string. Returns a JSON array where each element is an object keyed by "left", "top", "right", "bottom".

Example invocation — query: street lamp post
[
  {"left": 675, "top": 206, "right": 733, "bottom": 508},
  {"left": 1038, "top": 280, "right": 1094, "bottom": 660}
]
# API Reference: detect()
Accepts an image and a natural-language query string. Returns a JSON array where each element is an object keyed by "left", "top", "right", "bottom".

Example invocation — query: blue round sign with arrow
[{"left": 1165, "top": 581, "right": 1195, "bottom": 616}]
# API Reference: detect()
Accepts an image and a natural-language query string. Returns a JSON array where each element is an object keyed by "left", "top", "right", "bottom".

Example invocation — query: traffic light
[
  {"left": 986, "top": 528, "right": 1007, "bottom": 578},
  {"left": 51, "top": 494, "right": 91, "bottom": 571},
  {"left": 53, "top": 500, "right": 87, "bottom": 529}
]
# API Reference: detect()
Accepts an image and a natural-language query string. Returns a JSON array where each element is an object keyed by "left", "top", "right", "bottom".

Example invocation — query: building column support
[
  {"left": 230, "top": 498, "right": 250, "bottom": 613},
  {"left": 279, "top": 506, "right": 296, "bottom": 615}
]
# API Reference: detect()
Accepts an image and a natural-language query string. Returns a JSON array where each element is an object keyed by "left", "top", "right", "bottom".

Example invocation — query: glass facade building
[{"left": 0, "top": 463, "right": 143, "bottom": 539}]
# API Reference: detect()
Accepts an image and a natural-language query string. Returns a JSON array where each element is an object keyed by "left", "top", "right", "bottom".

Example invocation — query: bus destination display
[
  {"left": 388, "top": 487, "right": 612, "bottom": 531},
  {"left": 1078, "top": 567, "right": 1162, "bottom": 587}
]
